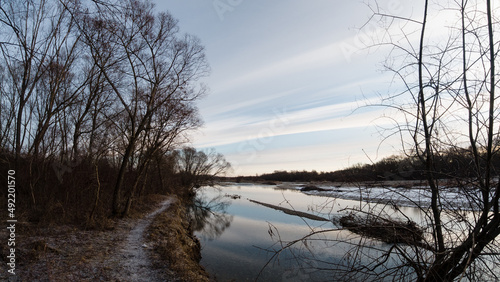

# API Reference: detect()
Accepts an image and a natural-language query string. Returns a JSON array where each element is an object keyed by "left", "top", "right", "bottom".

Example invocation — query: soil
[{"left": 0, "top": 195, "right": 200, "bottom": 281}]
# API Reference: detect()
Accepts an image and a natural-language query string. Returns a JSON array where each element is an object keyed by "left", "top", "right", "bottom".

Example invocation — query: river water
[{"left": 190, "top": 183, "right": 425, "bottom": 281}]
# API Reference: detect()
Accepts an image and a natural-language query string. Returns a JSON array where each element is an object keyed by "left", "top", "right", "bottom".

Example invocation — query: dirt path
[
  {"left": 4, "top": 196, "right": 177, "bottom": 281},
  {"left": 105, "top": 198, "right": 175, "bottom": 281}
]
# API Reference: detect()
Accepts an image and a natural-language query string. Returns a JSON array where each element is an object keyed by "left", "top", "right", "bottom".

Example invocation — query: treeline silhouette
[
  {"left": 0, "top": 0, "right": 228, "bottom": 227},
  {"left": 0, "top": 147, "right": 228, "bottom": 228},
  {"left": 257, "top": 147, "right": 499, "bottom": 183}
]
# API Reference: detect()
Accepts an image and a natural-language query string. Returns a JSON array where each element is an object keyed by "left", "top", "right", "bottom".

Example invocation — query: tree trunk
[
  {"left": 112, "top": 138, "right": 136, "bottom": 216},
  {"left": 88, "top": 162, "right": 101, "bottom": 225}
]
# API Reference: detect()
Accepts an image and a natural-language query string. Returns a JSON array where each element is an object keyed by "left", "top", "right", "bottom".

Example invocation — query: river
[{"left": 190, "top": 183, "right": 427, "bottom": 281}]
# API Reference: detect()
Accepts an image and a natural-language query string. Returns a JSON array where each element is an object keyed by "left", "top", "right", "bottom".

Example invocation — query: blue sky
[{"left": 154, "top": 0, "right": 419, "bottom": 176}]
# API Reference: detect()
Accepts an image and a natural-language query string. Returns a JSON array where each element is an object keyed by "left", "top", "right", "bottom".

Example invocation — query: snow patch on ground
[
  {"left": 107, "top": 198, "right": 174, "bottom": 281},
  {"left": 283, "top": 183, "right": 487, "bottom": 210}
]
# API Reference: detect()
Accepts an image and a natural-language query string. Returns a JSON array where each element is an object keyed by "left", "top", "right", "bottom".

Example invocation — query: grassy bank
[{"left": 147, "top": 196, "right": 210, "bottom": 281}]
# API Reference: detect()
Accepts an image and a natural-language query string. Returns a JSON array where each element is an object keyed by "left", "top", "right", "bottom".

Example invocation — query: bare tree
[
  {"left": 78, "top": 0, "right": 209, "bottom": 216},
  {"left": 370, "top": 1, "right": 500, "bottom": 280},
  {"left": 0, "top": 0, "right": 219, "bottom": 230},
  {"left": 175, "top": 147, "right": 231, "bottom": 190},
  {"left": 0, "top": 0, "right": 82, "bottom": 207},
  {"left": 266, "top": 1, "right": 500, "bottom": 281},
  {"left": 0, "top": 0, "right": 57, "bottom": 161},
  {"left": 122, "top": 99, "right": 203, "bottom": 215}
]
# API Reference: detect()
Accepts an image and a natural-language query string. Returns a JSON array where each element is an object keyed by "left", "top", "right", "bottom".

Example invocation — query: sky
[{"left": 153, "top": 0, "right": 423, "bottom": 176}]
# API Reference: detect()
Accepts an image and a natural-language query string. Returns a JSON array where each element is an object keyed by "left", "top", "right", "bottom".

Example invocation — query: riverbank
[
  {"left": 0, "top": 194, "right": 207, "bottom": 281},
  {"left": 147, "top": 196, "right": 210, "bottom": 281}
]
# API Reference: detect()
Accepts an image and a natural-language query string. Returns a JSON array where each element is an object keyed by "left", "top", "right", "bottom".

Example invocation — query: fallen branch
[
  {"left": 339, "top": 213, "right": 424, "bottom": 245},
  {"left": 248, "top": 199, "right": 330, "bottom": 221}
]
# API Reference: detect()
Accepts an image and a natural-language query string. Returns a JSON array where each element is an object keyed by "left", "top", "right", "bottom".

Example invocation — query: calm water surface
[{"left": 191, "top": 183, "right": 424, "bottom": 281}]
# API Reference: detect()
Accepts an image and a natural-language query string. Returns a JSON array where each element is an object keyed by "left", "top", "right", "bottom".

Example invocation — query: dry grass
[
  {"left": 147, "top": 198, "right": 210, "bottom": 282},
  {"left": 0, "top": 194, "right": 203, "bottom": 281}
]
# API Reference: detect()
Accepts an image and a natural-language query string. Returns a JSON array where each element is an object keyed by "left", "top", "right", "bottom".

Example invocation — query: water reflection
[
  {"left": 193, "top": 185, "right": 345, "bottom": 281},
  {"left": 193, "top": 184, "right": 500, "bottom": 281},
  {"left": 189, "top": 190, "right": 233, "bottom": 240}
]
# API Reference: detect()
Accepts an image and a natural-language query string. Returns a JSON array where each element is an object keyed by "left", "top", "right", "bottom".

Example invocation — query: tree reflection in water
[{"left": 189, "top": 190, "right": 233, "bottom": 240}]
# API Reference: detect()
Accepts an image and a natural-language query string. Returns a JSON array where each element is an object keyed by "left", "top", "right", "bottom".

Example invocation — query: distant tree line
[
  {"left": 258, "top": 146, "right": 500, "bottom": 183},
  {"left": 0, "top": 0, "right": 229, "bottom": 225}
]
